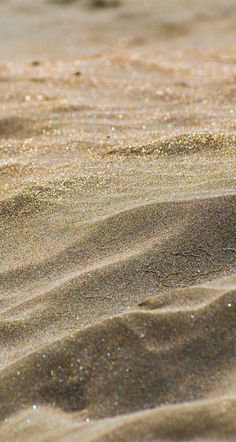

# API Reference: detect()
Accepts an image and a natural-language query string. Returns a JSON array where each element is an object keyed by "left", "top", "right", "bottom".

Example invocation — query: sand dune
[
  {"left": 1, "top": 194, "right": 235, "bottom": 361},
  {"left": 0, "top": 397, "right": 235, "bottom": 441},
  {"left": 0, "top": 280, "right": 235, "bottom": 439},
  {"left": 0, "top": 192, "right": 235, "bottom": 440},
  {"left": 0, "top": 1, "right": 236, "bottom": 441}
]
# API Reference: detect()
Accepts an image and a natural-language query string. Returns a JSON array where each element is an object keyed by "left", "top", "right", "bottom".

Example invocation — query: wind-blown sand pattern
[{"left": 0, "top": 1, "right": 236, "bottom": 441}]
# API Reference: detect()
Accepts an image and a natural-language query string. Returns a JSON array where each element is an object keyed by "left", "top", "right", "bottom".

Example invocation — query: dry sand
[{"left": 0, "top": 1, "right": 236, "bottom": 441}]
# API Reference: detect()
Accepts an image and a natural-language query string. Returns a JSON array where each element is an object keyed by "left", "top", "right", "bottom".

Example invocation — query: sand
[{"left": 0, "top": 1, "right": 236, "bottom": 441}]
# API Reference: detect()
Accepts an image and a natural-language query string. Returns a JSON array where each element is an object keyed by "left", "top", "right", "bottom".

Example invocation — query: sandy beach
[{"left": 0, "top": 1, "right": 235, "bottom": 441}]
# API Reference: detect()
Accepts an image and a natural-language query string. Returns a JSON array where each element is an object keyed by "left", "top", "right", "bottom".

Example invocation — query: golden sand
[{"left": 0, "top": 1, "right": 236, "bottom": 441}]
